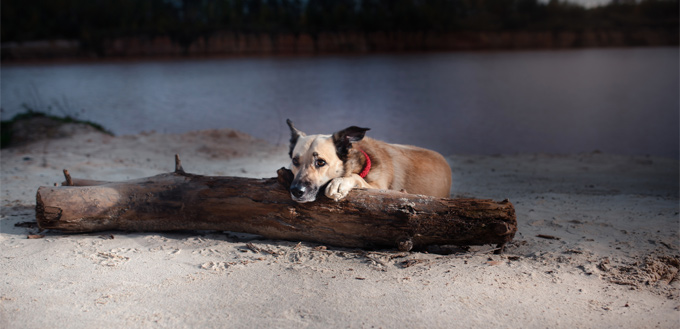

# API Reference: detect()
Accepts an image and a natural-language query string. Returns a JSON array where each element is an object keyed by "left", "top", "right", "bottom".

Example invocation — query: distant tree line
[{"left": 2, "top": 0, "right": 678, "bottom": 54}]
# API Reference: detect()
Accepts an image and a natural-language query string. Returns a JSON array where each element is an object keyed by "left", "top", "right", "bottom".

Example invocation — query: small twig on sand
[{"left": 536, "top": 234, "right": 561, "bottom": 240}]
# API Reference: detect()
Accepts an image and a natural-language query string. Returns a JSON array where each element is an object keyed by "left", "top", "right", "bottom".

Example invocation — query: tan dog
[{"left": 286, "top": 119, "right": 452, "bottom": 203}]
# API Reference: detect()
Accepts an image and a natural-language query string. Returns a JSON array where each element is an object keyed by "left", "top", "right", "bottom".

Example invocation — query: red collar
[{"left": 358, "top": 149, "right": 371, "bottom": 178}]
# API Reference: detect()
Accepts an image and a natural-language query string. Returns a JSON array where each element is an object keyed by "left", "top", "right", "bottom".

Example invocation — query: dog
[{"left": 286, "top": 119, "right": 452, "bottom": 203}]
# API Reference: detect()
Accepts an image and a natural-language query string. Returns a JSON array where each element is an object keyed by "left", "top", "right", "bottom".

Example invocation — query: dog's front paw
[{"left": 325, "top": 177, "right": 354, "bottom": 201}]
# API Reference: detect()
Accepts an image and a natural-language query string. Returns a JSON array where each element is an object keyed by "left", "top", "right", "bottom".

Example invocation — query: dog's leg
[{"left": 325, "top": 175, "right": 371, "bottom": 201}]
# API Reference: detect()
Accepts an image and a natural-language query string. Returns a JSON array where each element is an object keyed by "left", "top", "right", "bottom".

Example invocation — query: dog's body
[{"left": 287, "top": 119, "right": 452, "bottom": 203}]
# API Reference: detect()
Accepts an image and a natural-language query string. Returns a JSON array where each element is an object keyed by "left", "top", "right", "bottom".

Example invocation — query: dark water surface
[{"left": 2, "top": 48, "right": 678, "bottom": 157}]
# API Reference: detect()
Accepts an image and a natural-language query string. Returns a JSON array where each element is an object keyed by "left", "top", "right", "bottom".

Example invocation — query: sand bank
[{"left": 1, "top": 128, "right": 678, "bottom": 328}]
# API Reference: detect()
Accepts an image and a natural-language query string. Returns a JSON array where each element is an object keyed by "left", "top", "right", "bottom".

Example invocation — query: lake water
[{"left": 2, "top": 48, "right": 678, "bottom": 157}]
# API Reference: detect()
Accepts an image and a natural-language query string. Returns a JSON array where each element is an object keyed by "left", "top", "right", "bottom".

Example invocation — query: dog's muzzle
[
  {"left": 290, "top": 180, "right": 319, "bottom": 203},
  {"left": 290, "top": 184, "right": 306, "bottom": 198}
]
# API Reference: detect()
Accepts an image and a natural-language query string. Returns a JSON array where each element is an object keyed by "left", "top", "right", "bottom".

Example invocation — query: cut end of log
[{"left": 36, "top": 188, "right": 63, "bottom": 229}]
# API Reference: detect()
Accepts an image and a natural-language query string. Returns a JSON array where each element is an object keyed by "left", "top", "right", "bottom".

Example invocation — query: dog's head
[{"left": 286, "top": 119, "right": 369, "bottom": 203}]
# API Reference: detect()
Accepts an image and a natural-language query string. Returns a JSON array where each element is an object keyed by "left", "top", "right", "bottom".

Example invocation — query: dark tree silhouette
[{"left": 2, "top": 0, "right": 677, "bottom": 57}]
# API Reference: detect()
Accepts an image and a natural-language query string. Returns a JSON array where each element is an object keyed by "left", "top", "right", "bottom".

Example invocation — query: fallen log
[{"left": 36, "top": 156, "right": 517, "bottom": 252}]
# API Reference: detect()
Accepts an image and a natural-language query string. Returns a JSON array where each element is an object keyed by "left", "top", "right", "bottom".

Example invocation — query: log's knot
[
  {"left": 397, "top": 236, "right": 414, "bottom": 252},
  {"left": 286, "top": 207, "right": 299, "bottom": 219},
  {"left": 493, "top": 222, "right": 515, "bottom": 236}
]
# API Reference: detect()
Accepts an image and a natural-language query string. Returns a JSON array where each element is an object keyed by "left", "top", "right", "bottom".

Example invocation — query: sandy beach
[{"left": 1, "top": 125, "right": 678, "bottom": 328}]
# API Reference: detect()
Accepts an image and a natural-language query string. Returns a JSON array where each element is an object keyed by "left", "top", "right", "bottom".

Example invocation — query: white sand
[{"left": 1, "top": 127, "right": 678, "bottom": 328}]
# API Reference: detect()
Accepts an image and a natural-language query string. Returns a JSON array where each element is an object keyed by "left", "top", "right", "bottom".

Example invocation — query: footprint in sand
[
  {"left": 89, "top": 248, "right": 140, "bottom": 266},
  {"left": 200, "top": 261, "right": 230, "bottom": 271},
  {"left": 90, "top": 251, "right": 130, "bottom": 267}
]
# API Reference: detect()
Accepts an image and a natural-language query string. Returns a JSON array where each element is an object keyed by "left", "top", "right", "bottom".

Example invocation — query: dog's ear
[
  {"left": 287, "top": 119, "right": 306, "bottom": 158},
  {"left": 332, "top": 126, "right": 370, "bottom": 160}
]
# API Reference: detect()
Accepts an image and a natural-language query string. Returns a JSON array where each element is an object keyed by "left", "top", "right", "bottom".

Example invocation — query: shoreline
[
  {"left": 3, "top": 28, "right": 677, "bottom": 63},
  {"left": 3, "top": 45, "right": 678, "bottom": 68}
]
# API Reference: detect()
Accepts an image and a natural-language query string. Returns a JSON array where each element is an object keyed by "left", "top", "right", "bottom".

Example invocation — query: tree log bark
[{"left": 36, "top": 163, "right": 517, "bottom": 251}]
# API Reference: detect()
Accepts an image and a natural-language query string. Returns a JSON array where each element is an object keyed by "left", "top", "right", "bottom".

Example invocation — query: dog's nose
[{"left": 290, "top": 185, "right": 306, "bottom": 198}]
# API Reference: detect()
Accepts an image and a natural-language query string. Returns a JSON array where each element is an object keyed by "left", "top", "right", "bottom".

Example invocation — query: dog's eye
[
  {"left": 292, "top": 157, "right": 300, "bottom": 166},
  {"left": 315, "top": 159, "right": 326, "bottom": 167}
]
